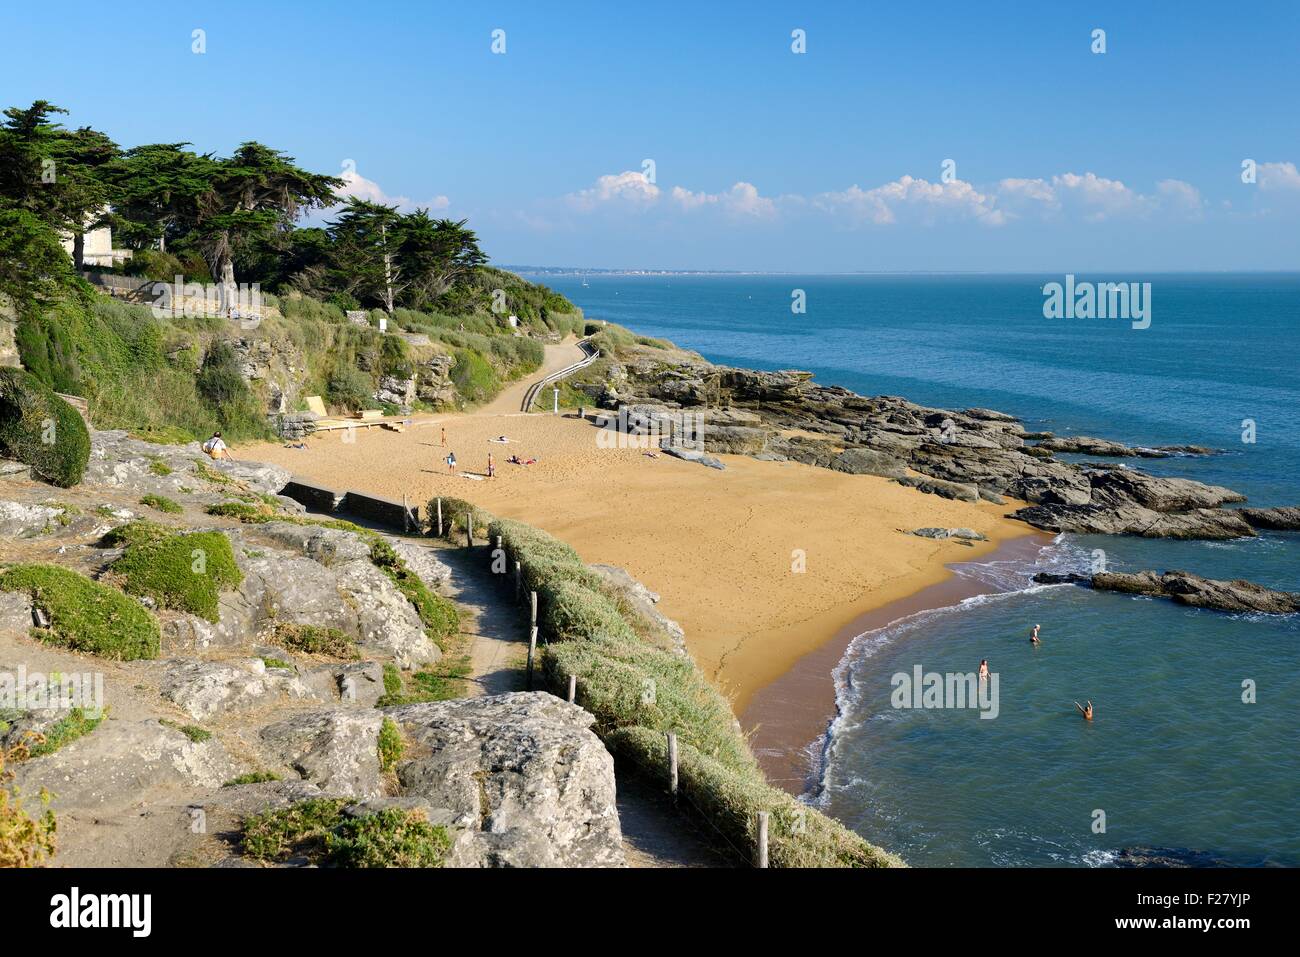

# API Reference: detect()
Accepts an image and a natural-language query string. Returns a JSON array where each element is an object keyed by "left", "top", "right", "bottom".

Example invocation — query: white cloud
[
  {"left": 671, "top": 181, "right": 776, "bottom": 217},
  {"left": 1258, "top": 161, "right": 1300, "bottom": 191},
  {"left": 1048, "top": 171, "right": 1148, "bottom": 221},
  {"left": 566, "top": 170, "right": 660, "bottom": 210},
  {"left": 332, "top": 170, "right": 449, "bottom": 213},
  {"left": 1155, "top": 179, "right": 1205, "bottom": 218},
  {"left": 813, "top": 175, "right": 1005, "bottom": 226}
]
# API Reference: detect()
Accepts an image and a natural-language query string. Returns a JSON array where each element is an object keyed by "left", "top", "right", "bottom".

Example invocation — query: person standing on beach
[
  {"left": 1074, "top": 700, "right": 1093, "bottom": 721},
  {"left": 1030, "top": 624, "right": 1041, "bottom": 645},
  {"left": 441, "top": 427, "right": 447, "bottom": 447},
  {"left": 446, "top": 451, "right": 456, "bottom": 474},
  {"left": 487, "top": 452, "right": 495, "bottom": 478}
]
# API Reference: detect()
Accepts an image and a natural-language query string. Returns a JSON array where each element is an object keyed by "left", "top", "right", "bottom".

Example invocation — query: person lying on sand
[
  {"left": 1074, "top": 700, "right": 1093, "bottom": 721},
  {"left": 490, "top": 435, "right": 510, "bottom": 443},
  {"left": 1030, "top": 623, "right": 1041, "bottom": 645}
]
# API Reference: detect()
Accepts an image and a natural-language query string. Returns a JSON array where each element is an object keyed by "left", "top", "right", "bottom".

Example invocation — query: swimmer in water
[
  {"left": 978, "top": 659, "right": 990, "bottom": 682},
  {"left": 1030, "top": 623, "right": 1041, "bottom": 645},
  {"left": 1074, "top": 700, "right": 1093, "bottom": 721}
]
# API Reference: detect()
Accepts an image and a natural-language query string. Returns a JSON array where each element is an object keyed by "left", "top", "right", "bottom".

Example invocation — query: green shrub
[
  {"left": 160, "top": 719, "right": 211, "bottom": 743},
  {"left": 22, "top": 707, "right": 106, "bottom": 759},
  {"left": 223, "top": 771, "right": 281, "bottom": 787},
  {"left": 327, "top": 365, "right": 375, "bottom": 411},
  {"left": 140, "top": 493, "right": 182, "bottom": 514},
  {"left": 111, "top": 529, "right": 242, "bottom": 622},
  {"left": 271, "top": 622, "right": 358, "bottom": 659},
  {"left": 369, "top": 539, "right": 459, "bottom": 647},
  {"left": 0, "top": 367, "right": 90, "bottom": 487},
  {"left": 449, "top": 348, "right": 499, "bottom": 405},
  {"left": 100, "top": 519, "right": 173, "bottom": 548},
  {"left": 0, "top": 744, "right": 56, "bottom": 867},
  {"left": 205, "top": 500, "right": 273, "bottom": 522},
  {"left": 241, "top": 798, "right": 449, "bottom": 867},
  {"left": 0, "top": 563, "right": 160, "bottom": 660},
  {"left": 378, "top": 717, "right": 404, "bottom": 772}
]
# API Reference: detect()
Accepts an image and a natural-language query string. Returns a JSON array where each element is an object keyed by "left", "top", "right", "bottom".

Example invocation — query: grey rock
[
  {"left": 830, "top": 448, "right": 909, "bottom": 478},
  {"left": 12, "top": 718, "right": 238, "bottom": 813},
  {"left": 1038, "top": 569, "right": 1300, "bottom": 614},
  {"left": 0, "top": 500, "right": 64, "bottom": 537},
  {"left": 662, "top": 446, "right": 725, "bottom": 470},
  {"left": 1237, "top": 506, "right": 1300, "bottom": 531},
  {"left": 259, "top": 709, "right": 385, "bottom": 799},
  {"left": 160, "top": 658, "right": 316, "bottom": 720},
  {"left": 895, "top": 475, "right": 980, "bottom": 502},
  {"left": 386, "top": 693, "right": 623, "bottom": 868}
]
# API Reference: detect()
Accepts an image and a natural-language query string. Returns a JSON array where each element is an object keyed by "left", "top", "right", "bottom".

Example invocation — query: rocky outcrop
[
  {"left": 1033, "top": 436, "right": 1217, "bottom": 458},
  {"left": 86, "top": 429, "right": 295, "bottom": 500},
  {"left": 599, "top": 350, "right": 1260, "bottom": 541},
  {"left": 909, "top": 527, "right": 987, "bottom": 541},
  {"left": 1033, "top": 569, "right": 1300, "bottom": 614},
  {"left": 386, "top": 693, "right": 624, "bottom": 868},
  {"left": 160, "top": 658, "right": 316, "bottom": 720},
  {"left": 260, "top": 709, "right": 387, "bottom": 799},
  {"left": 1237, "top": 506, "right": 1300, "bottom": 531},
  {"left": 217, "top": 524, "right": 440, "bottom": 667}
]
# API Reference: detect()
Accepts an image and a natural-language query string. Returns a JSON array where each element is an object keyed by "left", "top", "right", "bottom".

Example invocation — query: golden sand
[{"left": 244, "top": 398, "right": 1034, "bottom": 715}]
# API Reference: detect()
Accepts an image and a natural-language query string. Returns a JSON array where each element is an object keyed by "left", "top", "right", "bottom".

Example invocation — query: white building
[{"left": 59, "top": 210, "right": 133, "bottom": 268}]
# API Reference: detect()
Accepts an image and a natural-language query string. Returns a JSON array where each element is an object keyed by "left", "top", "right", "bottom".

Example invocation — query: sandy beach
[{"left": 243, "top": 386, "right": 1036, "bottom": 718}]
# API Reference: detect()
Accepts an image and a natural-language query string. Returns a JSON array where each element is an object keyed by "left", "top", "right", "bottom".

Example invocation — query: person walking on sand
[
  {"left": 446, "top": 451, "right": 457, "bottom": 475},
  {"left": 441, "top": 426, "right": 447, "bottom": 448},
  {"left": 1030, "top": 623, "right": 1041, "bottom": 646},
  {"left": 1074, "top": 700, "right": 1093, "bottom": 721},
  {"left": 978, "top": 659, "right": 990, "bottom": 682}
]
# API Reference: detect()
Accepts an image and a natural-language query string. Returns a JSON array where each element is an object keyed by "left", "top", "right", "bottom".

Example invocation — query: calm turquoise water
[{"left": 534, "top": 273, "right": 1300, "bottom": 867}]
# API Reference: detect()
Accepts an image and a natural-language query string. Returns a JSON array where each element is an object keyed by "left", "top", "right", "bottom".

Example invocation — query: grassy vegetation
[
  {"left": 100, "top": 518, "right": 173, "bottom": 547},
  {"left": 377, "top": 717, "right": 404, "bottom": 772},
  {"left": 376, "top": 657, "right": 472, "bottom": 706},
  {"left": 260, "top": 656, "right": 293, "bottom": 670},
  {"left": 0, "top": 366, "right": 90, "bottom": 487},
  {"left": 240, "top": 797, "right": 449, "bottom": 867},
  {"left": 424, "top": 499, "right": 902, "bottom": 868},
  {"left": 16, "top": 707, "right": 106, "bottom": 759},
  {"left": 111, "top": 529, "right": 242, "bottom": 622},
  {"left": 140, "top": 493, "right": 182, "bottom": 514},
  {"left": 147, "top": 459, "right": 174, "bottom": 476},
  {"left": 0, "top": 563, "right": 160, "bottom": 660},
  {"left": 223, "top": 770, "right": 281, "bottom": 787},
  {"left": 270, "top": 622, "right": 358, "bottom": 659},
  {"left": 160, "top": 719, "right": 211, "bottom": 743},
  {"left": 368, "top": 539, "right": 459, "bottom": 649},
  {"left": 0, "top": 745, "right": 56, "bottom": 867}
]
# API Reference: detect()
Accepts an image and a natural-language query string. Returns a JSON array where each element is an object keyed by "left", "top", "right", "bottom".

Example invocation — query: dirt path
[
  {"left": 425, "top": 541, "right": 528, "bottom": 697},
  {"left": 476, "top": 338, "right": 586, "bottom": 416},
  {"left": 407, "top": 534, "right": 730, "bottom": 867}
]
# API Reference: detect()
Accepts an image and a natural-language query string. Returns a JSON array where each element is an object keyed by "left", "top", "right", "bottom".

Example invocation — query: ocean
[{"left": 532, "top": 272, "right": 1300, "bottom": 868}]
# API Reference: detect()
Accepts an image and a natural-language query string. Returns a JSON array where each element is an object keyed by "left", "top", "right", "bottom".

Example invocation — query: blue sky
[{"left": 3, "top": 0, "right": 1299, "bottom": 271}]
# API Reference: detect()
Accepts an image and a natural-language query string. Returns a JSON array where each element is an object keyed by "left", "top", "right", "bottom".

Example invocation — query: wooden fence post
[
  {"left": 527, "top": 626, "right": 538, "bottom": 690},
  {"left": 529, "top": 590, "right": 538, "bottom": 630},
  {"left": 667, "top": 732, "right": 678, "bottom": 799},
  {"left": 466, "top": 512, "right": 473, "bottom": 548},
  {"left": 436, "top": 497, "right": 443, "bottom": 537},
  {"left": 756, "top": 812, "right": 769, "bottom": 869},
  {"left": 567, "top": 674, "right": 576, "bottom": 704},
  {"left": 514, "top": 560, "right": 522, "bottom": 599}
]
